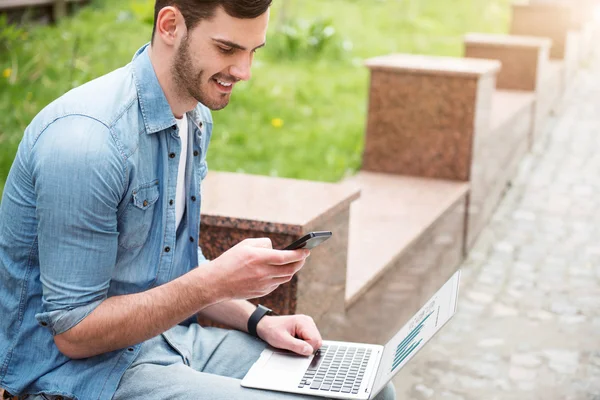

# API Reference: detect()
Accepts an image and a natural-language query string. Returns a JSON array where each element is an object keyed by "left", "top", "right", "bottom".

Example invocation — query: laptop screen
[{"left": 371, "top": 270, "right": 461, "bottom": 397}]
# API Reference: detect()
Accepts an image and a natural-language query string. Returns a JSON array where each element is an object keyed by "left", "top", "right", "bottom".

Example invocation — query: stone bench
[
  {"left": 360, "top": 53, "right": 536, "bottom": 252},
  {"left": 510, "top": 2, "right": 582, "bottom": 88},
  {"left": 529, "top": 0, "right": 599, "bottom": 63},
  {"left": 467, "top": 89, "right": 534, "bottom": 247},
  {"left": 197, "top": 171, "right": 360, "bottom": 331},
  {"left": 464, "top": 33, "right": 552, "bottom": 146},
  {"left": 328, "top": 172, "right": 468, "bottom": 343}
]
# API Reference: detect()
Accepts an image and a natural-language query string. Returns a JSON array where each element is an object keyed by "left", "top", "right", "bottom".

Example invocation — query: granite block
[
  {"left": 530, "top": 0, "right": 598, "bottom": 29},
  {"left": 197, "top": 228, "right": 299, "bottom": 328},
  {"left": 510, "top": 3, "right": 574, "bottom": 60},
  {"left": 296, "top": 207, "right": 351, "bottom": 327},
  {"left": 197, "top": 171, "right": 359, "bottom": 327},
  {"left": 464, "top": 34, "right": 554, "bottom": 146},
  {"left": 319, "top": 195, "right": 466, "bottom": 344},
  {"left": 464, "top": 33, "right": 551, "bottom": 91},
  {"left": 363, "top": 54, "right": 500, "bottom": 181},
  {"left": 200, "top": 172, "right": 359, "bottom": 235}
]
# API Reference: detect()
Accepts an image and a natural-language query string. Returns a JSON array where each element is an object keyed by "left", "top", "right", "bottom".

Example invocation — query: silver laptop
[{"left": 241, "top": 270, "right": 461, "bottom": 399}]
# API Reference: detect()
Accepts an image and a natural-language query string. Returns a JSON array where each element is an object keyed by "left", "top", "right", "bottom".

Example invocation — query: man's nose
[{"left": 230, "top": 55, "right": 252, "bottom": 81}]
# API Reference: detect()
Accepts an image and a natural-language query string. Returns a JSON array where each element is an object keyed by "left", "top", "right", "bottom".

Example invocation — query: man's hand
[
  {"left": 207, "top": 238, "right": 310, "bottom": 301},
  {"left": 255, "top": 314, "right": 323, "bottom": 356}
]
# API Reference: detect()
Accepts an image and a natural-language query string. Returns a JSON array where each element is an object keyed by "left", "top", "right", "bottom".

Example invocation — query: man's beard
[{"left": 172, "top": 35, "right": 230, "bottom": 111}]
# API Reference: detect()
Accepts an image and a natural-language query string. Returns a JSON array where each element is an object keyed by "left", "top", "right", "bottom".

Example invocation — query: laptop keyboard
[{"left": 297, "top": 345, "right": 372, "bottom": 394}]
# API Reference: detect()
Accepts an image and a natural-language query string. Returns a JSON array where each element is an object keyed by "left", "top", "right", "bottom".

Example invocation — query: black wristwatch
[{"left": 248, "top": 304, "right": 276, "bottom": 338}]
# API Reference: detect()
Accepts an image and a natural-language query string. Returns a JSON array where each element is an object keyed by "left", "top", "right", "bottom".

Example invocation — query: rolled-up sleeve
[{"left": 32, "top": 116, "right": 125, "bottom": 336}]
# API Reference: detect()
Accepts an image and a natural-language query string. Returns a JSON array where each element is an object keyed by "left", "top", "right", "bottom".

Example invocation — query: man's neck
[{"left": 148, "top": 45, "right": 196, "bottom": 119}]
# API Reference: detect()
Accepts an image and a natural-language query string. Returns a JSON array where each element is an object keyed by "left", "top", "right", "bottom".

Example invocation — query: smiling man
[{"left": 0, "top": 1, "right": 396, "bottom": 400}]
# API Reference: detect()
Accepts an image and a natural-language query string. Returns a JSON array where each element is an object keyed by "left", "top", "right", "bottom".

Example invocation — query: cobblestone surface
[{"left": 392, "top": 53, "right": 600, "bottom": 399}]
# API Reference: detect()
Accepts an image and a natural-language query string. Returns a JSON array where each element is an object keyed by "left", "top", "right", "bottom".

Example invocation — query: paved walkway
[{"left": 392, "top": 53, "right": 600, "bottom": 399}]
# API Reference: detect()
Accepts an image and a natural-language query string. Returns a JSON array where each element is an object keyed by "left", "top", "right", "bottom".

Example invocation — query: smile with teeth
[{"left": 216, "top": 79, "right": 233, "bottom": 87}]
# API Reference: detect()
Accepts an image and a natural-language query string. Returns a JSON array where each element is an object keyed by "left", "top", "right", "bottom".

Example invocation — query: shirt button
[
  {"left": 164, "top": 246, "right": 171, "bottom": 253},
  {"left": 169, "top": 152, "right": 176, "bottom": 159},
  {"left": 143, "top": 200, "right": 148, "bottom": 207},
  {"left": 40, "top": 321, "right": 48, "bottom": 327},
  {"left": 191, "top": 196, "right": 197, "bottom": 202},
  {"left": 169, "top": 199, "right": 174, "bottom": 206},
  {"left": 199, "top": 122, "right": 203, "bottom": 128},
  {"left": 193, "top": 150, "right": 199, "bottom": 157},
  {"left": 189, "top": 237, "right": 195, "bottom": 243},
  {"left": 128, "top": 347, "right": 135, "bottom": 352}
]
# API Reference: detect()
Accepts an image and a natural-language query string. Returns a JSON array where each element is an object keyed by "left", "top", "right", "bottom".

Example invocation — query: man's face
[{"left": 171, "top": 6, "right": 269, "bottom": 111}]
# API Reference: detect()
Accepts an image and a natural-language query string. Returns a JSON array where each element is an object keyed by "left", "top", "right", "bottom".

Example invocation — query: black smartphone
[{"left": 282, "top": 231, "right": 332, "bottom": 250}]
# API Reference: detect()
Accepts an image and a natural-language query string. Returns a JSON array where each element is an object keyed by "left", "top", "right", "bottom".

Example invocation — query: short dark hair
[{"left": 152, "top": 0, "right": 273, "bottom": 40}]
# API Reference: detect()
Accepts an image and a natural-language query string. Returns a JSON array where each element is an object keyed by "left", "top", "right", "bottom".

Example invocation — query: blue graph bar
[
  {"left": 390, "top": 310, "right": 435, "bottom": 372},
  {"left": 391, "top": 339, "right": 423, "bottom": 371},
  {"left": 392, "top": 325, "right": 422, "bottom": 365},
  {"left": 394, "top": 310, "right": 433, "bottom": 355}
]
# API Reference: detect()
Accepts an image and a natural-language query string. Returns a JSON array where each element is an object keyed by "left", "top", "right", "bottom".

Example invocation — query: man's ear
[{"left": 154, "top": 6, "right": 183, "bottom": 47}]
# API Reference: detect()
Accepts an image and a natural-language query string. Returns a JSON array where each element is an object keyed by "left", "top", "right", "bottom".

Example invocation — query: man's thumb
[{"left": 288, "top": 337, "right": 314, "bottom": 356}]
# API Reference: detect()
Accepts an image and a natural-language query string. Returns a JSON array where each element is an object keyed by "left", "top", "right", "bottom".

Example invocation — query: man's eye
[{"left": 219, "top": 46, "right": 234, "bottom": 54}]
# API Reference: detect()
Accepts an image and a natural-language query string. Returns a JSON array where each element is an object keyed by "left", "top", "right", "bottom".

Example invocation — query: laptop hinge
[{"left": 364, "top": 347, "right": 384, "bottom": 398}]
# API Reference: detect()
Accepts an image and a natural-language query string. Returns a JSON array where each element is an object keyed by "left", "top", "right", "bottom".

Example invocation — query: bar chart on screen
[
  {"left": 390, "top": 309, "right": 434, "bottom": 372},
  {"left": 376, "top": 271, "right": 460, "bottom": 388}
]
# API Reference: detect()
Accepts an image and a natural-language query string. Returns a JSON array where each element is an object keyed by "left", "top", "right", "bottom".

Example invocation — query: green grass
[{"left": 0, "top": 0, "right": 513, "bottom": 197}]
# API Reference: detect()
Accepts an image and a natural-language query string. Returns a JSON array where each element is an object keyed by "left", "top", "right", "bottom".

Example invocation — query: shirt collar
[{"left": 132, "top": 43, "right": 208, "bottom": 135}]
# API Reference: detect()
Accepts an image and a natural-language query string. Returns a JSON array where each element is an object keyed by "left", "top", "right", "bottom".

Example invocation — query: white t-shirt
[{"left": 175, "top": 114, "right": 188, "bottom": 228}]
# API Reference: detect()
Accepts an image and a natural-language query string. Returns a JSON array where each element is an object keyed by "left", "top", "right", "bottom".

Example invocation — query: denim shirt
[{"left": 0, "top": 43, "right": 213, "bottom": 399}]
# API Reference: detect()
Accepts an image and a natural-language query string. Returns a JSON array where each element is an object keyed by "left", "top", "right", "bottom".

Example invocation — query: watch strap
[{"left": 248, "top": 304, "right": 274, "bottom": 338}]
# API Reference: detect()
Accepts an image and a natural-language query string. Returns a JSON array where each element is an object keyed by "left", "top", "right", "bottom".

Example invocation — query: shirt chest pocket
[{"left": 118, "top": 180, "right": 160, "bottom": 250}]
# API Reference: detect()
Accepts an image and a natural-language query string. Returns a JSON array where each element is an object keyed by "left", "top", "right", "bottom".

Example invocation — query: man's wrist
[
  {"left": 248, "top": 304, "right": 275, "bottom": 338},
  {"left": 191, "top": 261, "right": 229, "bottom": 304}
]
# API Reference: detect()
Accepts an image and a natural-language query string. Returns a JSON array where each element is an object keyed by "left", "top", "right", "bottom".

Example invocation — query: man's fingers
[
  {"left": 254, "top": 247, "right": 310, "bottom": 266},
  {"left": 269, "top": 260, "right": 305, "bottom": 279},
  {"left": 295, "top": 315, "right": 323, "bottom": 351},
  {"left": 244, "top": 237, "right": 273, "bottom": 249}
]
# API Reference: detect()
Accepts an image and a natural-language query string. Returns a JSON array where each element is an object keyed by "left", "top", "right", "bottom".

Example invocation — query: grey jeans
[{"left": 112, "top": 323, "right": 396, "bottom": 400}]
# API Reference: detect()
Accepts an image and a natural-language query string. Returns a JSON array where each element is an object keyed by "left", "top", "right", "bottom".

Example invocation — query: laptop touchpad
[{"left": 263, "top": 352, "right": 310, "bottom": 372}]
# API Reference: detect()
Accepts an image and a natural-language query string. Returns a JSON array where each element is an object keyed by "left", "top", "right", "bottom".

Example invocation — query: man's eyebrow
[{"left": 212, "top": 38, "right": 266, "bottom": 51}]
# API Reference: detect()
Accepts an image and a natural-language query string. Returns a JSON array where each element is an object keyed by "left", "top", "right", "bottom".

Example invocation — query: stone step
[
  {"left": 320, "top": 171, "right": 468, "bottom": 343},
  {"left": 342, "top": 171, "right": 468, "bottom": 308}
]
